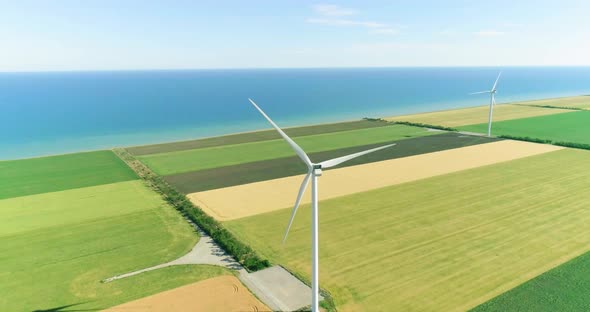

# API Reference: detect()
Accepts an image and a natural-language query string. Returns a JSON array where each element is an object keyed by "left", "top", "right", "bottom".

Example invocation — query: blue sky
[{"left": 1, "top": 0, "right": 589, "bottom": 71}]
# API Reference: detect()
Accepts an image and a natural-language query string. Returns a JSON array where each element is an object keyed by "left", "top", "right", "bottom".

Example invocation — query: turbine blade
[
  {"left": 249, "top": 99, "right": 313, "bottom": 168},
  {"left": 492, "top": 71, "right": 502, "bottom": 91},
  {"left": 469, "top": 91, "right": 491, "bottom": 95},
  {"left": 319, "top": 143, "right": 396, "bottom": 169},
  {"left": 283, "top": 172, "right": 311, "bottom": 243}
]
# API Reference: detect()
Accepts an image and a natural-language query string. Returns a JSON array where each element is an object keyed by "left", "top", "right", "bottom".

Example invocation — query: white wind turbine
[
  {"left": 470, "top": 72, "right": 502, "bottom": 137},
  {"left": 248, "top": 98, "right": 395, "bottom": 312}
]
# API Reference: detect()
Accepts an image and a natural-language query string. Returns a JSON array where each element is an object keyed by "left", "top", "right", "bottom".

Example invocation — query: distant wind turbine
[
  {"left": 248, "top": 98, "right": 395, "bottom": 312},
  {"left": 470, "top": 72, "right": 502, "bottom": 137}
]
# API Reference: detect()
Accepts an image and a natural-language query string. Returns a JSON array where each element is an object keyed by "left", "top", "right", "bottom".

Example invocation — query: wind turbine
[
  {"left": 248, "top": 98, "right": 395, "bottom": 312},
  {"left": 470, "top": 72, "right": 502, "bottom": 137}
]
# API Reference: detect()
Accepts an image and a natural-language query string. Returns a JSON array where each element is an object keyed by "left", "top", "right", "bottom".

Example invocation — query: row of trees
[
  {"left": 114, "top": 148, "right": 270, "bottom": 272},
  {"left": 361, "top": 117, "right": 457, "bottom": 131},
  {"left": 498, "top": 135, "right": 552, "bottom": 144},
  {"left": 392, "top": 120, "right": 457, "bottom": 131},
  {"left": 499, "top": 135, "right": 590, "bottom": 151}
]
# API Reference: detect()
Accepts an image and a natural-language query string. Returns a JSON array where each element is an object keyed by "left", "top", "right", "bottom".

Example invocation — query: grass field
[
  {"left": 472, "top": 249, "right": 590, "bottom": 311},
  {"left": 0, "top": 150, "right": 137, "bottom": 200},
  {"left": 0, "top": 180, "right": 167, "bottom": 237},
  {"left": 510, "top": 95, "right": 590, "bottom": 110},
  {"left": 0, "top": 265, "right": 230, "bottom": 312},
  {"left": 165, "top": 133, "right": 501, "bottom": 194},
  {"left": 139, "top": 124, "right": 434, "bottom": 175},
  {"left": 128, "top": 119, "right": 389, "bottom": 156},
  {"left": 0, "top": 179, "right": 220, "bottom": 311},
  {"left": 225, "top": 149, "right": 590, "bottom": 311},
  {"left": 459, "top": 110, "right": 590, "bottom": 144},
  {"left": 386, "top": 104, "right": 573, "bottom": 127}
]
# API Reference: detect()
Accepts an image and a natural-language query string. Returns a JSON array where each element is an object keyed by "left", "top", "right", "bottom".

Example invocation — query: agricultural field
[
  {"left": 459, "top": 110, "right": 590, "bottom": 145},
  {"left": 105, "top": 275, "right": 269, "bottom": 312},
  {"left": 224, "top": 148, "right": 590, "bottom": 311},
  {"left": 191, "top": 140, "right": 561, "bottom": 221},
  {"left": 508, "top": 95, "right": 590, "bottom": 110},
  {"left": 166, "top": 132, "right": 501, "bottom": 194},
  {"left": 128, "top": 119, "right": 390, "bottom": 156},
  {"left": 0, "top": 150, "right": 137, "bottom": 200},
  {"left": 138, "top": 124, "right": 435, "bottom": 175},
  {"left": 0, "top": 180, "right": 167, "bottom": 236},
  {"left": 472, "top": 249, "right": 590, "bottom": 311},
  {"left": 0, "top": 151, "right": 229, "bottom": 311},
  {"left": 386, "top": 103, "right": 573, "bottom": 127}
]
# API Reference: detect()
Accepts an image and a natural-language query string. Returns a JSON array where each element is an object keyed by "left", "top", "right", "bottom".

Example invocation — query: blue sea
[{"left": 1, "top": 67, "right": 590, "bottom": 160}]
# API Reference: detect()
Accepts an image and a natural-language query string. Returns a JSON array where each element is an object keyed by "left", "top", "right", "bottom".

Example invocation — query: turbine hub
[{"left": 313, "top": 164, "right": 323, "bottom": 176}]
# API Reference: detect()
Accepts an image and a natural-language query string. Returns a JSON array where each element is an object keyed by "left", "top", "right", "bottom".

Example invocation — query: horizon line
[{"left": 2, "top": 64, "right": 590, "bottom": 74}]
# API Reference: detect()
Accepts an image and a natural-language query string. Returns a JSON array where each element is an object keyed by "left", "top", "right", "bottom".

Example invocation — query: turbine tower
[
  {"left": 248, "top": 98, "right": 395, "bottom": 312},
  {"left": 470, "top": 72, "right": 502, "bottom": 137}
]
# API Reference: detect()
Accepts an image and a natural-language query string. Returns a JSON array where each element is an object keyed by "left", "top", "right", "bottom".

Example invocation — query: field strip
[
  {"left": 128, "top": 120, "right": 389, "bottom": 156},
  {"left": 509, "top": 95, "right": 590, "bottom": 110},
  {"left": 104, "top": 275, "right": 270, "bottom": 312},
  {"left": 386, "top": 104, "right": 573, "bottom": 127},
  {"left": 166, "top": 133, "right": 500, "bottom": 194},
  {"left": 188, "top": 140, "right": 562, "bottom": 221},
  {"left": 459, "top": 110, "right": 590, "bottom": 145},
  {"left": 0, "top": 180, "right": 164, "bottom": 237},
  {"left": 0, "top": 150, "right": 137, "bottom": 200},
  {"left": 139, "top": 124, "right": 433, "bottom": 175}
]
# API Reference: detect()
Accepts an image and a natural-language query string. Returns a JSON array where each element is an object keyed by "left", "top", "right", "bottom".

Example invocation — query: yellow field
[
  {"left": 104, "top": 275, "right": 269, "bottom": 312},
  {"left": 386, "top": 104, "right": 572, "bottom": 127},
  {"left": 509, "top": 95, "right": 590, "bottom": 110},
  {"left": 189, "top": 140, "right": 562, "bottom": 221},
  {"left": 225, "top": 149, "right": 590, "bottom": 311}
]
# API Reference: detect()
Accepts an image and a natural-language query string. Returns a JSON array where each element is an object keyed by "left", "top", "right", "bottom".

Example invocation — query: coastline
[{"left": 1, "top": 93, "right": 589, "bottom": 161}]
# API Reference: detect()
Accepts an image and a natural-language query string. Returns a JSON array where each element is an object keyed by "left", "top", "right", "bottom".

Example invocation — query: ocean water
[{"left": 1, "top": 67, "right": 589, "bottom": 160}]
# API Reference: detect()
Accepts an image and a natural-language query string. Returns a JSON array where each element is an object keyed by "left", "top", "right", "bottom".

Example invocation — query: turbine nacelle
[{"left": 312, "top": 164, "right": 323, "bottom": 176}]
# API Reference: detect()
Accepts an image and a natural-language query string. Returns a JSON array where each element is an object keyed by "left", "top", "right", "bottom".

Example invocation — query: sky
[{"left": 1, "top": 0, "right": 590, "bottom": 71}]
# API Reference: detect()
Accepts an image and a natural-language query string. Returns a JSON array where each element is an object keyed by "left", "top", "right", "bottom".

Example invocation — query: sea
[{"left": 1, "top": 67, "right": 590, "bottom": 160}]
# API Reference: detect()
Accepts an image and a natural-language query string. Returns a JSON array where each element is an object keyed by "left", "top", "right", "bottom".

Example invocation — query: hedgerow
[
  {"left": 498, "top": 135, "right": 590, "bottom": 151},
  {"left": 391, "top": 120, "right": 457, "bottom": 131},
  {"left": 113, "top": 148, "right": 270, "bottom": 272},
  {"left": 497, "top": 135, "right": 552, "bottom": 144}
]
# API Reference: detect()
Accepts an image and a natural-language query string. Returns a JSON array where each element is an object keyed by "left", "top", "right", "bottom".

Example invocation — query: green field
[
  {"left": 0, "top": 180, "right": 159, "bottom": 237},
  {"left": 139, "top": 124, "right": 434, "bottom": 175},
  {"left": 459, "top": 110, "right": 590, "bottom": 144},
  {"left": 0, "top": 178, "right": 227, "bottom": 311},
  {"left": 225, "top": 149, "right": 590, "bottom": 311},
  {"left": 472, "top": 249, "right": 590, "bottom": 311},
  {"left": 128, "top": 119, "right": 389, "bottom": 155},
  {"left": 0, "top": 149, "right": 232, "bottom": 311},
  {"left": 0, "top": 150, "right": 137, "bottom": 200},
  {"left": 165, "top": 133, "right": 500, "bottom": 194}
]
